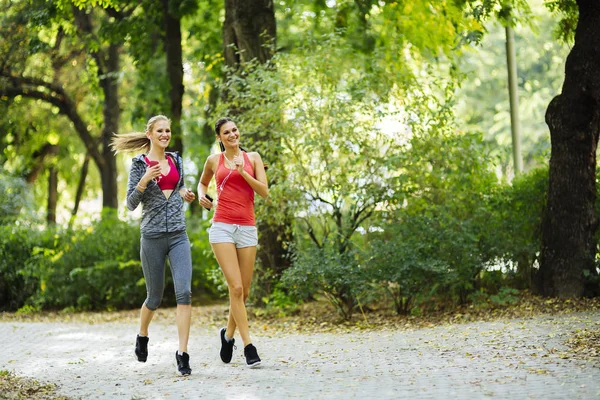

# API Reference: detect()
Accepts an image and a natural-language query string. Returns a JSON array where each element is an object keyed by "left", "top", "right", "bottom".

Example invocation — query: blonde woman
[{"left": 111, "top": 115, "right": 196, "bottom": 375}]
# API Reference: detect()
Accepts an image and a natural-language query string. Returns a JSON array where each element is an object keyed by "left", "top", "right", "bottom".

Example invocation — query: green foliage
[
  {"left": 29, "top": 209, "right": 143, "bottom": 310},
  {"left": 490, "top": 287, "right": 520, "bottom": 306},
  {"left": 1, "top": 0, "right": 588, "bottom": 314},
  {"left": 485, "top": 167, "right": 548, "bottom": 282},
  {"left": 455, "top": 1, "right": 570, "bottom": 174},
  {"left": 0, "top": 209, "right": 228, "bottom": 312},
  {"left": 258, "top": 284, "right": 300, "bottom": 317},
  {"left": 544, "top": 0, "right": 578, "bottom": 43},
  {"left": 368, "top": 215, "right": 456, "bottom": 315},
  {"left": 0, "top": 225, "right": 57, "bottom": 311},
  {"left": 282, "top": 242, "right": 371, "bottom": 320},
  {"left": 0, "top": 170, "right": 35, "bottom": 224},
  {"left": 217, "top": 33, "right": 407, "bottom": 247}
]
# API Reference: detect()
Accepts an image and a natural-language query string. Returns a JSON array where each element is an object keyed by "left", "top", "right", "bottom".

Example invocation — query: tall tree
[
  {"left": 0, "top": 1, "right": 131, "bottom": 210},
  {"left": 162, "top": 0, "right": 187, "bottom": 154},
  {"left": 222, "top": 0, "right": 293, "bottom": 286},
  {"left": 540, "top": 0, "right": 600, "bottom": 297},
  {"left": 72, "top": 6, "right": 124, "bottom": 209}
]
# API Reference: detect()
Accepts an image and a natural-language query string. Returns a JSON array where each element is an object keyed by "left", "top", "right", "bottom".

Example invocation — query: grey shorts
[{"left": 208, "top": 222, "right": 258, "bottom": 248}]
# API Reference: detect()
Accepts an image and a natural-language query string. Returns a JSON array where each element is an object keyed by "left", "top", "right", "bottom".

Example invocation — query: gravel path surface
[{"left": 1, "top": 311, "right": 599, "bottom": 399}]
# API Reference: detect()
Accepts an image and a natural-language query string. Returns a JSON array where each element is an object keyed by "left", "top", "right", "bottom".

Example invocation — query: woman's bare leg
[
  {"left": 176, "top": 304, "right": 192, "bottom": 352},
  {"left": 224, "top": 246, "right": 257, "bottom": 340},
  {"left": 211, "top": 243, "right": 253, "bottom": 346},
  {"left": 139, "top": 303, "right": 154, "bottom": 336}
]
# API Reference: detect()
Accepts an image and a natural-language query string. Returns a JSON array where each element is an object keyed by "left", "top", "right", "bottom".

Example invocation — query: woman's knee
[
  {"left": 175, "top": 288, "right": 192, "bottom": 305},
  {"left": 145, "top": 295, "right": 162, "bottom": 311},
  {"left": 229, "top": 284, "right": 244, "bottom": 299}
]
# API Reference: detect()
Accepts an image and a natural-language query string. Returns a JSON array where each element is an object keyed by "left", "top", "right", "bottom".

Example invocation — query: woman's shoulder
[
  {"left": 132, "top": 153, "right": 146, "bottom": 162},
  {"left": 205, "top": 153, "right": 221, "bottom": 168},
  {"left": 130, "top": 154, "right": 146, "bottom": 170},
  {"left": 207, "top": 153, "right": 221, "bottom": 162},
  {"left": 245, "top": 151, "right": 262, "bottom": 160}
]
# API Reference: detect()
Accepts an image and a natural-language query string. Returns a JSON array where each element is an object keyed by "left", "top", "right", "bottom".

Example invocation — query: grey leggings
[{"left": 140, "top": 231, "right": 192, "bottom": 310}]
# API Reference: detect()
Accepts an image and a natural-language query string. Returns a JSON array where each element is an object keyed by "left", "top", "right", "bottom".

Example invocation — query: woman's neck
[
  {"left": 223, "top": 147, "right": 240, "bottom": 159},
  {"left": 147, "top": 148, "right": 166, "bottom": 160}
]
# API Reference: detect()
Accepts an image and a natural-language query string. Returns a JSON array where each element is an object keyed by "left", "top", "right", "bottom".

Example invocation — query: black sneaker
[
  {"left": 135, "top": 335, "right": 149, "bottom": 362},
  {"left": 244, "top": 344, "right": 261, "bottom": 368},
  {"left": 175, "top": 352, "right": 192, "bottom": 376},
  {"left": 219, "top": 328, "right": 236, "bottom": 363}
]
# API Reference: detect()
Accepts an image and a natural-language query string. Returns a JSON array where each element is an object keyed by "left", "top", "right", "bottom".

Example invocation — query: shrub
[
  {"left": 481, "top": 167, "right": 548, "bottom": 290},
  {"left": 0, "top": 225, "right": 57, "bottom": 311},
  {"left": 282, "top": 241, "right": 371, "bottom": 320},
  {"left": 368, "top": 217, "right": 452, "bottom": 314},
  {"left": 29, "top": 209, "right": 144, "bottom": 311}
]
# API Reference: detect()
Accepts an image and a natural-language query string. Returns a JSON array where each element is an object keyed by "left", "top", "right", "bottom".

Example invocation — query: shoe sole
[
  {"left": 177, "top": 369, "right": 191, "bottom": 376},
  {"left": 247, "top": 361, "right": 262, "bottom": 368}
]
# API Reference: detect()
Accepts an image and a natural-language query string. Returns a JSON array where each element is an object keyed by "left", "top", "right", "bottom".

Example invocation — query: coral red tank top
[
  {"left": 213, "top": 152, "right": 255, "bottom": 225},
  {"left": 145, "top": 156, "right": 179, "bottom": 190}
]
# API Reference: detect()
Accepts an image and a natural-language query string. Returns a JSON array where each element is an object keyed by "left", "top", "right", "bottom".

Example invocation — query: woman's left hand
[
  {"left": 234, "top": 153, "right": 245, "bottom": 174},
  {"left": 180, "top": 188, "right": 196, "bottom": 203}
]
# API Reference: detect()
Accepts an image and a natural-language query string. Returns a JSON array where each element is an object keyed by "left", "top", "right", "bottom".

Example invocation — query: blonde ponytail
[
  {"left": 110, "top": 115, "right": 171, "bottom": 154},
  {"left": 110, "top": 132, "right": 150, "bottom": 154}
]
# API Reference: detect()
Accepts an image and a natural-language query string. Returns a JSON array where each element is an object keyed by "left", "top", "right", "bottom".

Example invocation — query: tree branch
[
  {"left": 71, "top": 6, "right": 106, "bottom": 77},
  {"left": 300, "top": 216, "right": 323, "bottom": 248},
  {"left": 1, "top": 79, "right": 104, "bottom": 169}
]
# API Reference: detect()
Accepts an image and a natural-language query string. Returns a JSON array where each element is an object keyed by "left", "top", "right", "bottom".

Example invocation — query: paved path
[{"left": 1, "top": 311, "right": 599, "bottom": 399}]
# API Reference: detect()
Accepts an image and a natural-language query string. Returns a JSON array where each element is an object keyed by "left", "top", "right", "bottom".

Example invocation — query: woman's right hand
[
  {"left": 198, "top": 194, "right": 213, "bottom": 210},
  {"left": 141, "top": 163, "right": 162, "bottom": 185}
]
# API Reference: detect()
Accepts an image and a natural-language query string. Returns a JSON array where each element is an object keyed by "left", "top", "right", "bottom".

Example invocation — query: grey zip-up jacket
[{"left": 126, "top": 152, "right": 187, "bottom": 238}]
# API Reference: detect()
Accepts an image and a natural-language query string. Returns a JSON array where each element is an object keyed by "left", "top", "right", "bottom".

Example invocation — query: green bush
[
  {"left": 0, "top": 225, "right": 57, "bottom": 311},
  {"left": 29, "top": 209, "right": 144, "bottom": 311},
  {"left": 368, "top": 216, "right": 453, "bottom": 314},
  {"left": 0, "top": 208, "right": 231, "bottom": 312},
  {"left": 282, "top": 241, "right": 371, "bottom": 320},
  {"left": 481, "top": 167, "right": 548, "bottom": 290}
]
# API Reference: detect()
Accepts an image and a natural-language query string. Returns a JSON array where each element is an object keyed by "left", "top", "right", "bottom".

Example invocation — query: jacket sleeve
[{"left": 126, "top": 160, "right": 145, "bottom": 211}]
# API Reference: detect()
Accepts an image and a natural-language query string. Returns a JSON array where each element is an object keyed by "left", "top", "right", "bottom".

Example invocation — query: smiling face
[
  {"left": 217, "top": 121, "right": 240, "bottom": 150},
  {"left": 147, "top": 119, "right": 171, "bottom": 150}
]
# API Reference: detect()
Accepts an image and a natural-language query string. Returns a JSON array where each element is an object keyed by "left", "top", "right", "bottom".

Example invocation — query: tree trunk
[
  {"left": 25, "top": 142, "right": 57, "bottom": 184},
  {"left": 47, "top": 145, "right": 59, "bottom": 226},
  {"left": 70, "top": 153, "right": 90, "bottom": 228},
  {"left": 162, "top": 0, "right": 184, "bottom": 154},
  {"left": 223, "top": 0, "right": 276, "bottom": 67},
  {"left": 540, "top": 0, "right": 600, "bottom": 298},
  {"left": 99, "top": 43, "right": 121, "bottom": 209},
  {"left": 73, "top": 6, "right": 120, "bottom": 210},
  {"left": 223, "top": 0, "right": 293, "bottom": 292}
]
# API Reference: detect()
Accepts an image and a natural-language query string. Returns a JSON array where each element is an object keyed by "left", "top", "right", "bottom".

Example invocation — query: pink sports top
[
  {"left": 145, "top": 156, "right": 180, "bottom": 191},
  {"left": 213, "top": 152, "right": 255, "bottom": 225}
]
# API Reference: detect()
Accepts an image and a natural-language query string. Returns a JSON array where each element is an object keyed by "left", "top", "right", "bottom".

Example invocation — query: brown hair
[
  {"left": 110, "top": 115, "right": 171, "bottom": 154},
  {"left": 215, "top": 117, "right": 234, "bottom": 152}
]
